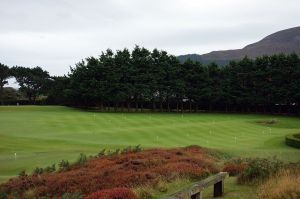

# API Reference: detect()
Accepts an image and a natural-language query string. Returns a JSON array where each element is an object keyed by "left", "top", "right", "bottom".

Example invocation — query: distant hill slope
[{"left": 178, "top": 26, "right": 300, "bottom": 65}]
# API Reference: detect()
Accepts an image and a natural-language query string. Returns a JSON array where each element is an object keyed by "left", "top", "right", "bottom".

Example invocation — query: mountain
[{"left": 178, "top": 26, "right": 300, "bottom": 65}]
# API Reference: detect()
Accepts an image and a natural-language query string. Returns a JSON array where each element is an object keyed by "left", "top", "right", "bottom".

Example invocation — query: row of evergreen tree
[{"left": 1, "top": 46, "right": 300, "bottom": 114}]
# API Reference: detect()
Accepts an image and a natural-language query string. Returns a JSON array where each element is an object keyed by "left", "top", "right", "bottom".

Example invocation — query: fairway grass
[{"left": 0, "top": 106, "right": 299, "bottom": 182}]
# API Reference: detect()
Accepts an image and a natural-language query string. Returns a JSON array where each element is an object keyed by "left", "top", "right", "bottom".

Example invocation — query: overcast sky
[{"left": 1, "top": 0, "right": 300, "bottom": 77}]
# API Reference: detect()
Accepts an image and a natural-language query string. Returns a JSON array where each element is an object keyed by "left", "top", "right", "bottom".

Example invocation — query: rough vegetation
[
  {"left": 0, "top": 146, "right": 219, "bottom": 198},
  {"left": 85, "top": 188, "right": 138, "bottom": 199},
  {"left": 257, "top": 167, "right": 300, "bottom": 199}
]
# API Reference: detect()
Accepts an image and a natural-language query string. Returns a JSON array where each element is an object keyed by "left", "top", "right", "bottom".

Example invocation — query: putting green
[{"left": 0, "top": 106, "right": 299, "bottom": 182}]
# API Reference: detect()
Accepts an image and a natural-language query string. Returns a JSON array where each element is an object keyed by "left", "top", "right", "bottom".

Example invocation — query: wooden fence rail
[{"left": 165, "top": 172, "right": 228, "bottom": 199}]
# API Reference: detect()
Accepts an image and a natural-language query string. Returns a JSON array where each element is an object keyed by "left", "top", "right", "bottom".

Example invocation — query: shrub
[
  {"left": 0, "top": 146, "right": 218, "bottom": 197},
  {"left": 134, "top": 188, "right": 153, "bottom": 199},
  {"left": 223, "top": 161, "right": 247, "bottom": 176},
  {"left": 61, "top": 192, "right": 83, "bottom": 199},
  {"left": 285, "top": 133, "right": 300, "bottom": 148},
  {"left": 237, "top": 157, "right": 283, "bottom": 184},
  {"left": 44, "top": 164, "right": 56, "bottom": 173},
  {"left": 58, "top": 160, "right": 70, "bottom": 171},
  {"left": 76, "top": 153, "right": 87, "bottom": 165},
  {"left": 98, "top": 149, "right": 106, "bottom": 157},
  {"left": 133, "top": 145, "right": 142, "bottom": 152},
  {"left": 121, "top": 146, "right": 132, "bottom": 154},
  {"left": 153, "top": 180, "right": 168, "bottom": 193},
  {"left": 33, "top": 167, "right": 44, "bottom": 175},
  {"left": 85, "top": 188, "right": 138, "bottom": 199},
  {"left": 23, "top": 189, "right": 36, "bottom": 199},
  {"left": 0, "top": 191, "right": 8, "bottom": 199},
  {"left": 18, "top": 170, "right": 27, "bottom": 177},
  {"left": 257, "top": 168, "right": 300, "bottom": 199}
]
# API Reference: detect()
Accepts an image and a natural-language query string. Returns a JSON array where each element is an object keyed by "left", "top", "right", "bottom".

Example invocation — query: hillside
[{"left": 178, "top": 26, "right": 300, "bottom": 64}]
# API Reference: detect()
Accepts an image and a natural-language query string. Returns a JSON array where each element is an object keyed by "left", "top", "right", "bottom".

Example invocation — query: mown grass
[{"left": 0, "top": 106, "right": 299, "bottom": 182}]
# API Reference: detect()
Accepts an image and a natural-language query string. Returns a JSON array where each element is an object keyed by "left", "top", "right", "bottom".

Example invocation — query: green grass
[{"left": 0, "top": 106, "right": 299, "bottom": 182}]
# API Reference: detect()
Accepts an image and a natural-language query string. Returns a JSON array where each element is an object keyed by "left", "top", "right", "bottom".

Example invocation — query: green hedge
[{"left": 285, "top": 133, "right": 300, "bottom": 148}]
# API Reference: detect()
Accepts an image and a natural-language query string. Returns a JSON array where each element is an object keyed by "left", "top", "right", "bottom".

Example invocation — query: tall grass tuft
[{"left": 257, "top": 168, "right": 300, "bottom": 199}]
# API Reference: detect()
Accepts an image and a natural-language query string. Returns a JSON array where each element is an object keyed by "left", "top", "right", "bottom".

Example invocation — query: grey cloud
[{"left": 0, "top": 0, "right": 299, "bottom": 76}]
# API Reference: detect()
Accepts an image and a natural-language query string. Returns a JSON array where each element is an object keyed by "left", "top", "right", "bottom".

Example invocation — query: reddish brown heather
[
  {"left": 85, "top": 188, "right": 138, "bottom": 199},
  {"left": 223, "top": 162, "right": 248, "bottom": 176},
  {"left": 0, "top": 146, "right": 219, "bottom": 197}
]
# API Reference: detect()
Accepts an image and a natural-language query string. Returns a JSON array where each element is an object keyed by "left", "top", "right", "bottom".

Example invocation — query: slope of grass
[{"left": 0, "top": 106, "right": 299, "bottom": 182}]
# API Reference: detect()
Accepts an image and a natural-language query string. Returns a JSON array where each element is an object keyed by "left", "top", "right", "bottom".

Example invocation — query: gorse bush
[
  {"left": 58, "top": 160, "right": 70, "bottom": 171},
  {"left": 44, "top": 164, "right": 56, "bottom": 173},
  {"left": 33, "top": 164, "right": 56, "bottom": 175},
  {"left": 33, "top": 167, "right": 44, "bottom": 175},
  {"left": 76, "top": 153, "right": 87, "bottom": 165},
  {"left": 18, "top": 170, "right": 27, "bottom": 177},
  {"left": 97, "top": 145, "right": 143, "bottom": 158},
  {"left": 237, "top": 157, "right": 284, "bottom": 184},
  {"left": 97, "top": 149, "right": 106, "bottom": 157}
]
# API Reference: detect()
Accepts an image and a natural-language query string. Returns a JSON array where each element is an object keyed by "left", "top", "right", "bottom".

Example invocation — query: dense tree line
[{"left": 1, "top": 46, "right": 300, "bottom": 114}]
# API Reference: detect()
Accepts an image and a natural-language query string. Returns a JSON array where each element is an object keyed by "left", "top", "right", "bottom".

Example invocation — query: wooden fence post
[
  {"left": 165, "top": 172, "right": 228, "bottom": 199},
  {"left": 213, "top": 180, "right": 224, "bottom": 197}
]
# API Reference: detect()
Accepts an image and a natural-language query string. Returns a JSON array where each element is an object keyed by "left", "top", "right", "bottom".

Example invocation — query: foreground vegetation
[
  {"left": 0, "top": 106, "right": 299, "bottom": 183},
  {"left": 0, "top": 146, "right": 218, "bottom": 198},
  {"left": 1, "top": 145, "right": 299, "bottom": 198}
]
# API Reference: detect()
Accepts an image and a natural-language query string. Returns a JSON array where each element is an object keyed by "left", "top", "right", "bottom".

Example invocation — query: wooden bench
[{"left": 165, "top": 172, "right": 228, "bottom": 199}]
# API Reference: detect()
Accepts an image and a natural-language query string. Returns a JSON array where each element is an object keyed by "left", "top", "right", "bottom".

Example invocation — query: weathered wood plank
[{"left": 165, "top": 172, "right": 228, "bottom": 199}]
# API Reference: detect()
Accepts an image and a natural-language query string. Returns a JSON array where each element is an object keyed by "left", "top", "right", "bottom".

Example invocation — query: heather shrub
[
  {"left": 237, "top": 157, "right": 284, "bottom": 184},
  {"left": 257, "top": 168, "right": 300, "bottom": 199},
  {"left": 0, "top": 146, "right": 218, "bottom": 197},
  {"left": 85, "top": 188, "right": 138, "bottom": 199},
  {"left": 223, "top": 158, "right": 247, "bottom": 176}
]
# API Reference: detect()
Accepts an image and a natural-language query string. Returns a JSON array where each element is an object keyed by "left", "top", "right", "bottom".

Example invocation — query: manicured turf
[{"left": 0, "top": 106, "right": 299, "bottom": 182}]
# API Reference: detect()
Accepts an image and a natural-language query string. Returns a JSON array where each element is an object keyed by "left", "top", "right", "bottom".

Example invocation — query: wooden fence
[{"left": 165, "top": 172, "right": 228, "bottom": 199}]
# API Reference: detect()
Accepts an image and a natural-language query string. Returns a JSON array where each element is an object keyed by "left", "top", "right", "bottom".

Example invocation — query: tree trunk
[
  {"left": 160, "top": 99, "right": 163, "bottom": 112},
  {"left": 152, "top": 99, "right": 156, "bottom": 112},
  {"left": 127, "top": 101, "right": 130, "bottom": 112},
  {"left": 141, "top": 102, "right": 144, "bottom": 112},
  {"left": 0, "top": 86, "right": 3, "bottom": 105},
  {"left": 181, "top": 100, "right": 184, "bottom": 113}
]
